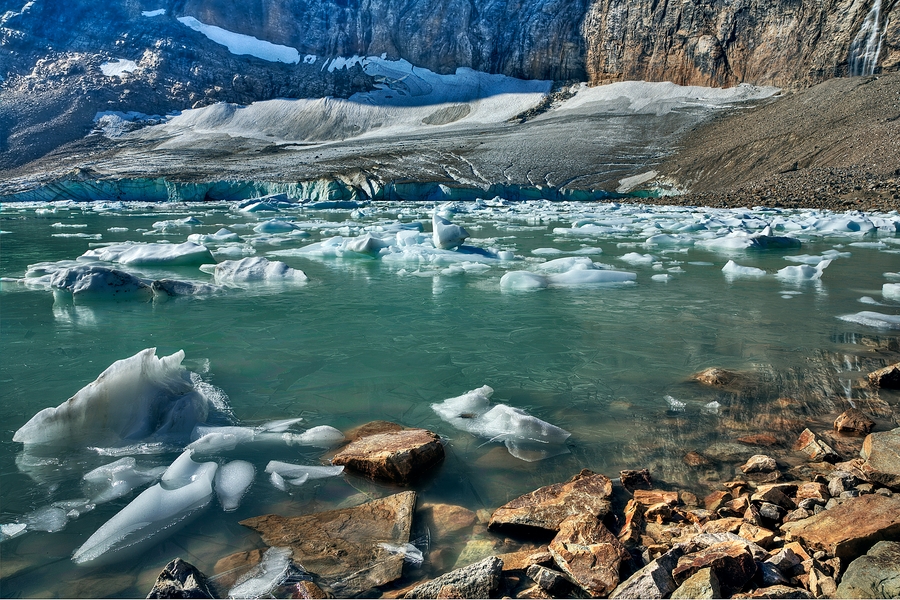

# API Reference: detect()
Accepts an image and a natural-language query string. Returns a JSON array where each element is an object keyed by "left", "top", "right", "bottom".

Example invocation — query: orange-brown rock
[
  {"left": 633, "top": 489, "right": 679, "bottom": 507},
  {"left": 240, "top": 491, "right": 416, "bottom": 596},
  {"left": 738, "top": 523, "right": 776, "bottom": 548},
  {"left": 294, "top": 580, "right": 328, "bottom": 599},
  {"left": 213, "top": 549, "right": 265, "bottom": 591},
  {"left": 860, "top": 428, "right": 900, "bottom": 490},
  {"left": 331, "top": 428, "right": 444, "bottom": 484},
  {"left": 684, "top": 451, "right": 712, "bottom": 467},
  {"left": 344, "top": 420, "right": 404, "bottom": 441},
  {"left": 702, "top": 517, "right": 743, "bottom": 534},
  {"left": 834, "top": 409, "right": 876, "bottom": 435},
  {"left": 793, "top": 428, "right": 839, "bottom": 463},
  {"left": 418, "top": 503, "right": 477, "bottom": 540},
  {"left": 737, "top": 434, "right": 779, "bottom": 447},
  {"left": 617, "top": 499, "right": 644, "bottom": 546},
  {"left": 489, "top": 469, "right": 612, "bottom": 534},
  {"left": 782, "top": 494, "right": 900, "bottom": 559},
  {"left": 704, "top": 490, "right": 732, "bottom": 512},
  {"left": 495, "top": 548, "right": 551, "bottom": 574},
  {"left": 731, "top": 585, "right": 814, "bottom": 598},
  {"left": 549, "top": 514, "right": 630, "bottom": 598},
  {"left": 741, "top": 454, "right": 778, "bottom": 473},
  {"left": 867, "top": 363, "right": 900, "bottom": 389},
  {"left": 794, "top": 482, "right": 829, "bottom": 503},
  {"left": 691, "top": 367, "right": 741, "bottom": 387},
  {"left": 672, "top": 540, "right": 757, "bottom": 596}
]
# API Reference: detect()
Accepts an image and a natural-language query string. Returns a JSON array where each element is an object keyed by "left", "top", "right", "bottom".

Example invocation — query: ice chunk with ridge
[
  {"left": 285, "top": 425, "right": 345, "bottom": 447},
  {"left": 215, "top": 460, "right": 255, "bottom": 511},
  {"left": 13, "top": 348, "right": 214, "bottom": 447},
  {"left": 50, "top": 265, "right": 153, "bottom": 302},
  {"left": 432, "top": 214, "right": 469, "bottom": 249},
  {"left": 72, "top": 451, "right": 217, "bottom": 565},
  {"left": 883, "top": 283, "right": 900, "bottom": 301},
  {"left": 500, "top": 271, "right": 549, "bottom": 291},
  {"left": 227, "top": 546, "right": 293, "bottom": 598},
  {"left": 213, "top": 257, "right": 307, "bottom": 284},
  {"left": 722, "top": 260, "right": 766, "bottom": 278},
  {"left": 776, "top": 259, "right": 831, "bottom": 280},
  {"left": 81, "top": 242, "right": 214, "bottom": 266}
]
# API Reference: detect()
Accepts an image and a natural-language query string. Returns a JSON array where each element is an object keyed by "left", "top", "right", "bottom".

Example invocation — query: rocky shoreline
[{"left": 141, "top": 364, "right": 900, "bottom": 599}]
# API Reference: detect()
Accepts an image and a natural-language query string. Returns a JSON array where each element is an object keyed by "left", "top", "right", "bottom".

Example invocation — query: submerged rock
[
  {"left": 403, "top": 555, "right": 502, "bottom": 599},
  {"left": 331, "top": 428, "right": 444, "bottom": 484},
  {"left": 692, "top": 367, "right": 742, "bottom": 388},
  {"left": 489, "top": 469, "right": 613, "bottom": 535},
  {"left": 146, "top": 558, "right": 215, "bottom": 599},
  {"left": 240, "top": 491, "right": 416, "bottom": 596}
]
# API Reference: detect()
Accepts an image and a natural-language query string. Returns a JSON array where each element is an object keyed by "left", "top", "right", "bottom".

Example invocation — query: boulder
[
  {"left": 867, "top": 363, "right": 900, "bottom": 389},
  {"left": 860, "top": 428, "right": 900, "bottom": 490},
  {"left": 692, "top": 367, "right": 742, "bottom": 387},
  {"left": 672, "top": 540, "right": 757, "bottom": 596},
  {"left": 549, "top": 513, "right": 630, "bottom": 597},
  {"left": 835, "top": 540, "right": 900, "bottom": 599},
  {"left": 632, "top": 489, "right": 679, "bottom": 507},
  {"left": 146, "top": 558, "right": 215, "bottom": 599},
  {"left": 741, "top": 455, "right": 778, "bottom": 473},
  {"left": 833, "top": 408, "right": 875, "bottom": 435},
  {"left": 240, "top": 491, "right": 416, "bottom": 596},
  {"left": 418, "top": 502, "right": 477, "bottom": 540},
  {"left": 496, "top": 548, "right": 551, "bottom": 574},
  {"left": 488, "top": 469, "right": 612, "bottom": 535},
  {"left": 670, "top": 567, "right": 721, "bottom": 599},
  {"left": 609, "top": 546, "right": 684, "bottom": 599},
  {"left": 526, "top": 564, "right": 578, "bottom": 597},
  {"left": 331, "top": 428, "right": 444, "bottom": 484},
  {"left": 793, "top": 428, "right": 839, "bottom": 462},
  {"left": 794, "top": 482, "right": 829, "bottom": 503},
  {"left": 617, "top": 499, "right": 644, "bottom": 546},
  {"left": 619, "top": 468, "right": 652, "bottom": 491},
  {"left": 403, "top": 556, "right": 502, "bottom": 599},
  {"left": 782, "top": 494, "right": 900, "bottom": 559},
  {"left": 344, "top": 420, "right": 404, "bottom": 441}
]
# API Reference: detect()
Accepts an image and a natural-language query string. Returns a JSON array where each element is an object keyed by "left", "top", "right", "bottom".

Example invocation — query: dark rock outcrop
[
  {"left": 146, "top": 558, "right": 215, "bottom": 599},
  {"left": 403, "top": 556, "right": 503, "bottom": 599}
]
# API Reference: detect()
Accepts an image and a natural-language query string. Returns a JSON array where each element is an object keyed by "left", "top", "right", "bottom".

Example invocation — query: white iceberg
[
  {"left": 432, "top": 213, "right": 469, "bottom": 249},
  {"left": 284, "top": 425, "right": 345, "bottom": 447},
  {"left": 83, "top": 457, "right": 167, "bottom": 504},
  {"left": 264, "top": 461, "right": 344, "bottom": 481},
  {"left": 432, "top": 385, "right": 570, "bottom": 461},
  {"left": 253, "top": 219, "right": 298, "bottom": 234},
  {"left": 186, "top": 426, "right": 257, "bottom": 454},
  {"left": 72, "top": 451, "right": 217, "bottom": 565},
  {"left": 883, "top": 283, "right": 900, "bottom": 302},
  {"left": 500, "top": 257, "right": 635, "bottom": 291},
  {"left": 50, "top": 265, "right": 153, "bottom": 302},
  {"left": 776, "top": 259, "right": 832, "bottom": 280},
  {"left": 14, "top": 348, "right": 216, "bottom": 447},
  {"left": 211, "top": 257, "right": 308, "bottom": 284},
  {"left": 80, "top": 242, "right": 214, "bottom": 266},
  {"left": 722, "top": 260, "right": 766, "bottom": 278},
  {"left": 188, "top": 228, "right": 243, "bottom": 244},
  {"left": 215, "top": 460, "right": 255, "bottom": 511}
]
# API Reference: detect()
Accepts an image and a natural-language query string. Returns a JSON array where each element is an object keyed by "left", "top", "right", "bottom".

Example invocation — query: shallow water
[{"left": 1, "top": 199, "right": 898, "bottom": 597}]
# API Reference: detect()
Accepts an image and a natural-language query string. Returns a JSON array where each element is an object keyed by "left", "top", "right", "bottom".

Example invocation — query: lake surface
[{"left": 1, "top": 199, "right": 898, "bottom": 597}]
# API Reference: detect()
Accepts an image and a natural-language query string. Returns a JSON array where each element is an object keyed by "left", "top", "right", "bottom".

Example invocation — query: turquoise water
[{"left": 1, "top": 200, "right": 898, "bottom": 597}]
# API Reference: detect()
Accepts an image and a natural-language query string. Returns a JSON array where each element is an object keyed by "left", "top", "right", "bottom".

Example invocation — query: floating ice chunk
[
  {"left": 72, "top": 452, "right": 217, "bottom": 565},
  {"left": 837, "top": 311, "right": 900, "bottom": 329},
  {"left": 264, "top": 461, "right": 344, "bottom": 480},
  {"left": 14, "top": 349, "right": 215, "bottom": 447},
  {"left": 188, "top": 228, "right": 243, "bottom": 245},
  {"left": 534, "top": 257, "right": 595, "bottom": 273},
  {"left": 269, "top": 471, "right": 288, "bottom": 491},
  {"left": 859, "top": 296, "right": 883, "bottom": 305},
  {"left": 83, "top": 457, "right": 166, "bottom": 504},
  {"left": 812, "top": 215, "right": 876, "bottom": 235},
  {"left": 0, "top": 523, "right": 27, "bottom": 541},
  {"left": 884, "top": 283, "right": 900, "bottom": 301},
  {"left": 645, "top": 233, "right": 694, "bottom": 246},
  {"left": 432, "top": 214, "right": 469, "bottom": 250},
  {"left": 212, "top": 257, "right": 308, "bottom": 284},
  {"left": 432, "top": 386, "right": 570, "bottom": 461},
  {"left": 187, "top": 426, "right": 256, "bottom": 454},
  {"left": 285, "top": 425, "right": 345, "bottom": 447},
  {"left": 81, "top": 242, "right": 214, "bottom": 266},
  {"left": 703, "top": 401, "right": 722, "bottom": 415},
  {"left": 500, "top": 271, "right": 548, "bottom": 291},
  {"left": 532, "top": 248, "right": 564, "bottom": 256},
  {"left": 776, "top": 259, "right": 831, "bottom": 280},
  {"left": 49, "top": 265, "right": 153, "bottom": 302},
  {"left": 51, "top": 222, "right": 88, "bottom": 228},
  {"left": 142, "top": 8, "right": 165, "bottom": 16},
  {"left": 722, "top": 260, "right": 766, "bottom": 278},
  {"left": 215, "top": 460, "right": 255, "bottom": 511},
  {"left": 620, "top": 252, "right": 656, "bottom": 265},
  {"left": 885, "top": 272, "right": 900, "bottom": 281},
  {"left": 24, "top": 506, "right": 69, "bottom": 532},
  {"left": 152, "top": 217, "right": 202, "bottom": 231},
  {"left": 228, "top": 546, "right": 294, "bottom": 598},
  {"left": 549, "top": 269, "right": 635, "bottom": 285},
  {"left": 651, "top": 274, "right": 671, "bottom": 282},
  {"left": 344, "top": 233, "right": 395, "bottom": 257},
  {"left": 665, "top": 395, "right": 685, "bottom": 413},
  {"left": 379, "top": 542, "right": 424, "bottom": 565},
  {"left": 254, "top": 219, "right": 297, "bottom": 234},
  {"left": 785, "top": 250, "right": 851, "bottom": 264},
  {"left": 258, "top": 418, "right": 303, "bottom": 432}
]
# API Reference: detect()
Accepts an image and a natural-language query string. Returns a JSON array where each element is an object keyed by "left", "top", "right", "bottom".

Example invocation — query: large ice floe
[
  {"left": 80, "top": 241, "right": 214, "bottom": 266},
  {"left": 500, "top": 256, "right": 635, "bottom": 291},
  {"left": 432, "top": 385, "right": 571, "bottom": 461}
]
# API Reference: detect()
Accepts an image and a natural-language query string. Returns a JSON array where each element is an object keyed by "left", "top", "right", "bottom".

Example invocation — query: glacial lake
[{"left": 1, "top": 198, "right": 899, "bottom": 597}]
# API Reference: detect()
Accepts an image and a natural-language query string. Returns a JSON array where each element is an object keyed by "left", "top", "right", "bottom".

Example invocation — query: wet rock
[
  {"left": 670, "top": 567, "right": 721, "bottom": 599},
  {"left": 741, "top": 455, "right": 778, "bottom": 473},
  {"left": 489, "top": 469, "right": 612, "bottom": 535},
  {"left": 867, "top": 363, "right": 900, "bottom": 389},
  {"left": 292, "top": 580, "right": 328, "bottom": 598},
  {"left": 452, "top": 537, "right": 504, "bottom": 570},
  {"left": 860, "top": 428, "right": 900, "bottom": 490},
  {"left": 609, "top": 545, "right": 684, "bottom": 599},
  {"left": 835, "top": 540, "right": 900, "bottom": 599},
  {"left": 403, "top": 556, "right": 502, "bottom": 599},
  {"left": 782, "top": 494, "right": 900, "bottom": 559},
  {"left": 633, "top": 490, "right": 679, "bottom": 507},
  {"left": 833, "top": 408, "right": 875, "bottom": 435},
  {"left": 731, "top": 585, "right": 814, "bottom": 598},
  {"left": 758, "top": 502, "right": 785, "bottom": 522},
  {"left": 419, "top": 503, "right": 477, "bottom": 540},
  {"left": 240, "top": 491, "right": 416, "bottom": 596},
  {"left": 525, "top": 564, "right": 577, "bottom": 597},
  {"left": 692, "top": 367, "right": 742, "bottom": 387},
  {"left": 793, "top": 428, "right": 839, "bottom": 463},
  {"left": 548, "top": 513, "right": 630, "bottom": 597},
  {"left": 757, "top": 561, "right": 789, "bottom": 586},
  {"left": 146, "top": 558, "right": 215, "bottom": 599},
  {"left": 737, "top": 434, "right": 780, "bottom": 447},
  {"left": 751, "top": 484, "right": 797, "bottom": 508},
  {"left": 683, "top": 451, "right": 712, "bottom": 466},
  {"left": 331, "top": 428, "right": 444, "bottom": 484},
  {"left": 213, "top": 549, "right": 265, "bottom": 591},
  {"left": 672, "top": 540, "right": 757, "bottom": 596},
  {"left": 619, "top": 469, "right": 652, "bottom": 492},
  {"left": 617, "top": 499, "right": 644, "bottom": 546},
  {"left": 344, "top": 420, "right": 404, "bottom": 441}
]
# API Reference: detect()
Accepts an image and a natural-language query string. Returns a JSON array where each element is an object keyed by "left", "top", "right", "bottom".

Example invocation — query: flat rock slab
[
  {"left": 672, "top": 540, "right": 756, "bottom": 597},
  {"left": 489, "top": 469, "right": 612, "bottom": 534},
  {"left": 782, "top": 493, "right": 900, "bottom": 559},
  {"left": 240, "top": 491, "right": 416, "bottom": 597},
  {"left": 332, "top": 428, "right": 444, "bottom": 484},
  {"left": 146, "top": 558, "right": 215, "bottom": 599},
  {"left": 835, "top": 540, "right": 900, "bottom": 599},
  {"left": 860, "top": 427, "right": 900, "bottom": 490},
  {"left": 403, "top": 556, "right": 502, "bottom": 599},
  {"left": 549, "top": 513, "right": 629, "bottom": 598}
]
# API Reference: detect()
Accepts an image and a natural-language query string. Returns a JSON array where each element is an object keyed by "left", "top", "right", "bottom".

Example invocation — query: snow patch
[{"left": 177, "top": 16, "right": 301, "bottom": 64}]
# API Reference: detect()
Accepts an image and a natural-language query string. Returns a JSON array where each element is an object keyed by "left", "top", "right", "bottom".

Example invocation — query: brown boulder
[
  {"left": 834, "top": 408, "right": 875, "bottom": 435},
  {"left": 495, "top": 548, "right": 551, "bottom": 574},
  {"left": 633, "top": 489, "right": 679, "bottom": 507},
  {"left": 683, "top": 451, "right": 712, "bottom": 466},
  {"left": 731, "top": 585, "right": 814, "bottom": 598},
  {"left": 782, "top": 494, "right": 900, "bottom": 559},
  {"left": 672, "top": 540, "right": 757, "bottom": 596},
  {"left": 403, "top": 556, "right": 502, "bottom": 599},
  {"left": 488, "top": 469, "right": 612, "bottom": 534},
  {"left": 793, "top": 428, "right": 839, "bottom": 462},
  {"left": 704, "top": 490, "right": 732, "bottom": 512},
  {"left": 867, "top": 363, "right": 900, "bottom": 388},
  {"left": 344, "top": 420, "right": 404, "bottom": 441},
  {"left": 617, "top": 499, "right": 644, "bottom": 546},
  {"left": 741, "top": 454, "right": 778, "bottom": 473},
  {"left": 418, "top": 503, "right": 477, "bottom": 540},
  {"left": 794, "top": 482, "right": 829, "bottom": 503},
  {"left": 331, "top": 428, "right": 444, "bottom": 484},
  {"left": 549, "top": 514, "right": 630, "bottom": 598},
  {"left": 240, "top": 491, "right": 416, "bottom": 596},
  {"left": 692, "top": 367, "right": 742, "bottom": 387},
  {"left": 860, "top": 428, "right": 900, "bottom": 490}
]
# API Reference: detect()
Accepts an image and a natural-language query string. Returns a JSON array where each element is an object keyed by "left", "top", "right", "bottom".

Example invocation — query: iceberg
[
  {"left": 50, "top": 265, "right": 153, "bottom": 302},
  {"left": 150, "top": 279, "right": 222, "bottom": 299},
  {"left": 500, "top": 258, "right": 635, "bottom": 291},
  {"left": 432, "top": 386, "right": 570, "bottom": 461},
  {"left": 82, "top": 457, "right": 167, "bottom": 504},
  {"left": 72, "top": 450, "right": 217, "bottom": 565},
  {"left": 776, "top": 259, "right": 832, "bottom": 280},
  {"left": 188, "top": 228, "right": 243, "bottom": 244},
  {"left": 264, "top": 461, "right": 344, "bottom": 480},
  {"left": 14, "top": 348, "right": 215, "bottom": 447},
  {"left": 837, "top": 311, "right": 900, "bottom": 329},
  {"left": 883, "top": 283, "right": 900, "bottom": 301},
  {"left": 80, "top": 242, "right": 214, "bottom": 266},
  {"left": 722, "top": 260, "right": 766, "bottom": 278},
  {"left": 432, "top": 213, "right": 469, "bottom": 249},
  {"left": 285, "top": 425, "right": 345, "bottom": 447},
  {"left": 211, "top": 257, "right": 308, "bottom": 284},
  {"left": 215, "top": 460, "right": 255, "bottom": 511},
  {"left": 254, "top": 219, "right": 298, "bottom": 234}
]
